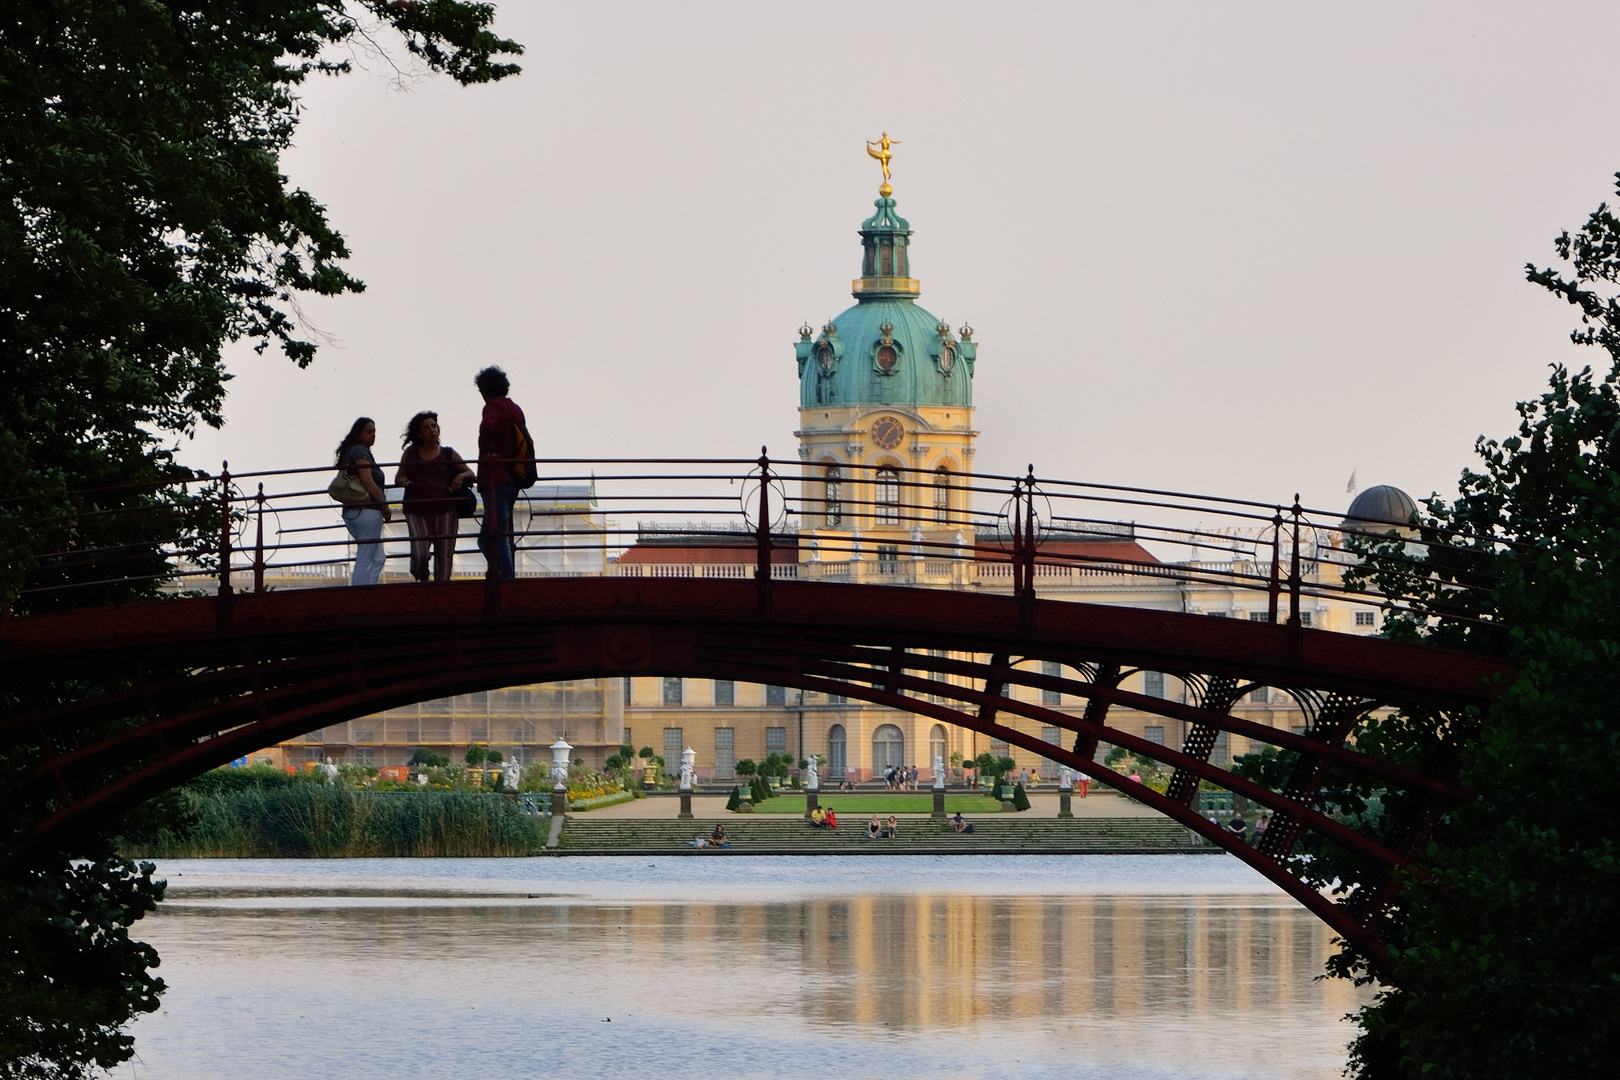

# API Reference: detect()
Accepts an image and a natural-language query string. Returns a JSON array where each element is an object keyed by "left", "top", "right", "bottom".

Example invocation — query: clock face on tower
[{"left": 871, "top": 415, "right": 905, "bottom": 451}]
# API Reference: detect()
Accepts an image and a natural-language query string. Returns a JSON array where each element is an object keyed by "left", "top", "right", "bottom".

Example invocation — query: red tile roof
[
  {"left": 976, "top": 540, "right": 1160, "bottom": 566},
  {"left": 618, "top": 537, "right": 800, "bottom": 564}
]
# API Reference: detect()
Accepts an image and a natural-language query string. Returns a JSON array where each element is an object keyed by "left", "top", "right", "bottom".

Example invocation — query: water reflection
[{"left": 129, "top": 858, "right": 1363, "bottom": 1080}]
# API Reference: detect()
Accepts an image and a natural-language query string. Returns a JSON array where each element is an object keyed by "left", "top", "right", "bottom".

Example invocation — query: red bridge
[{"left": 0, "top": 454, "right": 1503, "bottom": 969}]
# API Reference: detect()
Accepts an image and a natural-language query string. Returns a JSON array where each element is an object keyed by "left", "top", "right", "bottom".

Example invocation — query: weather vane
[{"left": 866, "top": 132, "right": 900, "bottom": 197}]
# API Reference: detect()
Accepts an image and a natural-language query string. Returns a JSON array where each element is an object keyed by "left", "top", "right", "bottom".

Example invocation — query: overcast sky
[{"left": 184, "top": 2, "right": 1620, "bottom": 522}]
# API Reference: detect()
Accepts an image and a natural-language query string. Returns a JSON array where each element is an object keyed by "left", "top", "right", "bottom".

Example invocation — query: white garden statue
[
  {"left": 933, "top": 753, "right": 946, "bottom": 789},
  {"left": 679, "top": 749, "right": 696, "bottom": 791},
  {"left": 320, "top": 756, "right": 339, "bottom": 783},
  {"left": 805, "top": 754, "right": 819, "bottom": 791},
  {"left": 1059, "top": 765, "right": 1074, "bottom": 791},
  {"left": 503, "top": 760, "right": 521, "bottom": 792}
]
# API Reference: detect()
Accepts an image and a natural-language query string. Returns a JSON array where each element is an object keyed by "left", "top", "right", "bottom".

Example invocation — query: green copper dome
[{"left": 795, "top": 194, "right": 975, "bottom": 409}]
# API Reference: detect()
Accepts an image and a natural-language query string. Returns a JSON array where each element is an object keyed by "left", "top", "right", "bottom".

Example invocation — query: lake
[{"left": 121, "top": 855, "right": 1365, "bottom": 1079}]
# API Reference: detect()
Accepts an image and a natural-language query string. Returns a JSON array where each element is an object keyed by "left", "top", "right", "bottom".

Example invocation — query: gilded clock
[{"left": 871, "top": 415, "right": 905, "bottom": 450}]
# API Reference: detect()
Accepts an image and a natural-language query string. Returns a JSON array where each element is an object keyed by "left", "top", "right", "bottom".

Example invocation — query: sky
[{"left": 184, "top": 2, "right": 1620, "bottom": 522}]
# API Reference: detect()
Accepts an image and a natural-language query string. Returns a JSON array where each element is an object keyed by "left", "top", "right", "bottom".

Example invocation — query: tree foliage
[
  {"left": 0, "top": 1, "right": 521, "bottom": 609},
  {"left": 0, "top": 853, "right": 166, "bottom": 1080},
  {"left": 1332, "top": 175, "right": 1620, "bottom": 1076},
  {"left": 0, "top": 4, "right": 520, "bottom": 1075}
]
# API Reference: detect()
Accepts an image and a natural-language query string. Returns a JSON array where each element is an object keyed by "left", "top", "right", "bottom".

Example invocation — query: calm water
[{"left": 118, "top": 856, "right": 1364, "bottom": 1079}]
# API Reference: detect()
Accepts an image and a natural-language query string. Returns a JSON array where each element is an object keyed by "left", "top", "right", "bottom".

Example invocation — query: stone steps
[{"left": 554, "top": 815, "right": 1211, "bottom": 854}]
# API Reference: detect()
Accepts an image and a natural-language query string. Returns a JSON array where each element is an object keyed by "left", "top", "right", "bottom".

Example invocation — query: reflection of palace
[
  {"left": 260, "top": 162, "right": 1418, "bottom": 780},
  {"left": 447, "top": 892, "right": 1360, "bottom": 1038}
]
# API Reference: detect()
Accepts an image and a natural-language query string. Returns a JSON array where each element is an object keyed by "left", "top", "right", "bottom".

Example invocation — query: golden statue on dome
[{"left": 866, "top": 132, "right": 900, "bottom": 197}]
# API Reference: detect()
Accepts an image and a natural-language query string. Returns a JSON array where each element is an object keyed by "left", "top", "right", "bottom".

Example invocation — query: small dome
[
  {"left": 1341, "top": 485, "right": 1418, "bottom": 532},
  {"left": 795, "top": 191, "right": 975, "bottom": 410}
]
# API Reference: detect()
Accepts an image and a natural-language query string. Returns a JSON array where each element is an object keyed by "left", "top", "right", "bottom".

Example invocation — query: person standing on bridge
[
  {"left": 395, "top": 411, "right": 473, "bottom": 583},
  {"left": 474, "top": 366, "right": 528, "bottom": 580},
  {"left": 335, "top": 417, "right": 392, "bottom": 586}
]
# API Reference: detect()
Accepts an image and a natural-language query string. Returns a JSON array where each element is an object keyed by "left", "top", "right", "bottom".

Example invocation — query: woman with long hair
[
  {"left": 334, "top": 417, "right": 392, "bottom": 586},
  {"left": 394, "top": 411, "right": 473, "bottom": 582}
]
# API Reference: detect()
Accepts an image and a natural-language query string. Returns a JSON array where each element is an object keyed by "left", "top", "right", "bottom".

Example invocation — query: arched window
[
  {"left": 872, "top": 723, "right": 905, "bottom": 775},
  {"left": 827, "top": 724, "right": 847, "bottom": 779},
  {"left": 930, "top": 724, "right": 947, "bottom": 773},
  {"left": 823, "top": 463, "right": 842, "bottom": 527},
  {"left": 875, "top": 466, "right": 900, "bottom": 525},
  {"left": 934, "top": 466, "right": 951, "bottom": 524}
]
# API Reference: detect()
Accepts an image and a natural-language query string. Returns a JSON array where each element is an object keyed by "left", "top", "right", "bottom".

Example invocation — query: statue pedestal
[
  {"left": 678, "top": 791, "right": 692, "bottom": 819},
  {"left": 932, "top": 788, "right": 946, "bottom": 819},
  {"left": 1059, "top": 791, "right": 1073, "bottom": 818},
  {"left": 805, "top": 790, "right": 819, "bottom": 818},
  {"left": 551, "top": 789, "right": 569, "bottom": 817}
]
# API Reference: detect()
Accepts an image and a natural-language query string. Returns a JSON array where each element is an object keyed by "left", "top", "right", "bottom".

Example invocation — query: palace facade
[{"left": 254, "top": 168, "right": 1415, "bottom": 784}]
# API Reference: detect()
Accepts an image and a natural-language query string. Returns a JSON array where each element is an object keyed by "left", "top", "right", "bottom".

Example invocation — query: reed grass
[{"left": 122, "top": 783, "right": 547, "bottom": 858}]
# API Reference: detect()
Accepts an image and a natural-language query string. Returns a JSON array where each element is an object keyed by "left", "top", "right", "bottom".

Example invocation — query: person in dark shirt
[
  {"left": 395, "top": 411, "right": 472, "bottom": 582},
  {"left": 474, "top": 366, "right": 526, "bottom": 580}
]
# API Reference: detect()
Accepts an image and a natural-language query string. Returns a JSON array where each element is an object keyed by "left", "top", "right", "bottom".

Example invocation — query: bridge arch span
[{"left": 0, "top": 577, "right": 1502, "bottom": 968}]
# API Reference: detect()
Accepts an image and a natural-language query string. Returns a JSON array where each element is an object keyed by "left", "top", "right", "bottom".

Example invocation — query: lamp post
[
  {"left": 550, "top": 738, "right": 572, "bottom": 817},
  {"left": 679, "top": 747, "right": 696, "bottom": 819}
]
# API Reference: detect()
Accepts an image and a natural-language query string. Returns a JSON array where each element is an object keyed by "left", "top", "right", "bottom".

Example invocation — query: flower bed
[{"left": 567, "top": 790, "right": 639, "bottom": 812}]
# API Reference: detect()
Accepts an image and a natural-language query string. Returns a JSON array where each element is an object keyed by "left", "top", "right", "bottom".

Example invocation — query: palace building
[{"left": 255, "top": 147, "right": 1412, "bottom": 785}]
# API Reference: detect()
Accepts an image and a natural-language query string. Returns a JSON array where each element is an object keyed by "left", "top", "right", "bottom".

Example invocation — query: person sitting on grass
[
  {"left": 824, "top": 808, "right": 839, "bottom": 828},
  {"left": 867, "top": 815, "right": 882, "bottom": 838},
  {"left": 710, "top": 823, "right": 730, "bottom": 849},
  {"left": 881, "top": 815, "right": 899, "bottom": 839},
  {"left": 809, "top": 806, "right": 826, "bottom": 827},
  {"left": 951, "top": 812, "right": 974, "bottom": 834}
]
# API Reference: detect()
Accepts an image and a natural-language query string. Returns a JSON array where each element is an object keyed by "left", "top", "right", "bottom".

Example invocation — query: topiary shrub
[
  {"left": 725, "top": 786, "right": 742, "bottom": 812},
  {"left": 1012, "top": 782, "right": 1032, "bottom": 812}
]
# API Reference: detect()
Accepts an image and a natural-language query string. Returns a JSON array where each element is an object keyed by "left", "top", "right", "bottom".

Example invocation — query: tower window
[
  {"left": 880, "top": 244, "right": 893, "bottom": 276},
  {"left": 875, "top": 467, "right": 900, "bottom": 524},
  {"left": 934, "top": 466, "right": 951, "bottom": 523},
  {"left": 824, "top": 464, "right": 842, "bottom": 527}
]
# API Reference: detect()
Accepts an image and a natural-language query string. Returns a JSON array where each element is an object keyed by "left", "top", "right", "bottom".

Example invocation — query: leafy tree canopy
[
  {"left": 0, "top": 1, "right": 521, "bottom": 609},
  {"left": 0, "top": 4, "right": 520, "bottom": 1075},
  {"left": 1331, "top": 174, "right": 1620, "bottom": 1077}
]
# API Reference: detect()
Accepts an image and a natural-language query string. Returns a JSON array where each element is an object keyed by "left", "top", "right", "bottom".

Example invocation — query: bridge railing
[{"left": 11, "top": 451, "right": 1502, "bottom": 625}]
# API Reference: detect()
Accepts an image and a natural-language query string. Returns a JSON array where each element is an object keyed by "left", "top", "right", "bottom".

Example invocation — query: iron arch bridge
[{"left": 0, "top": 455, "right": 1505, "bottom": 970}]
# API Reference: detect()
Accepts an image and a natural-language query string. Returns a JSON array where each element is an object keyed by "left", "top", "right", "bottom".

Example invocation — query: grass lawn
[{"left": 752, "top": 794, "right": 1003, "bottom": 815}]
